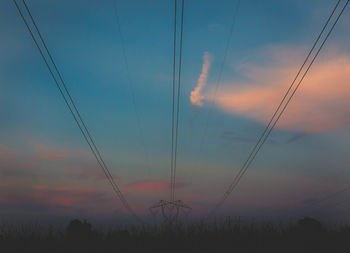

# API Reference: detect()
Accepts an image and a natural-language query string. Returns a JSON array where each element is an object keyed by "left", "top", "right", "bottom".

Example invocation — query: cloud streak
[
  {"left": 123, "top": 180, "right": 187, "bottom": 193},
  {"left": 0, "top": 145, "right": 16, "bottom": 159},
  {"left": 0, "top": 184, "right": 111, "bottom": 217},
  {"left": 190, "top": 52, "right": 211, "bottom": 107},
  {"left": 204, "top": 47, "right": 350, "bottom": 133}
]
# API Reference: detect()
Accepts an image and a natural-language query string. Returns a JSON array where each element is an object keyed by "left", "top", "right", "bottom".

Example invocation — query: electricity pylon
[{"left": 150, "top": 199, "right": 191, "bottom": 224}]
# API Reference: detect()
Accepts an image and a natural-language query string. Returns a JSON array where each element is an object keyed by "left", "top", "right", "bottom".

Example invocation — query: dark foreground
[{"left": 1, "top": 217, "right": 350, "bottom": 253}]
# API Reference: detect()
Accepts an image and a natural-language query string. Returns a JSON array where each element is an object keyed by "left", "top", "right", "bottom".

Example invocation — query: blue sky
[{"left": 1, "top": 0, "right": 350, "bottom": 223}]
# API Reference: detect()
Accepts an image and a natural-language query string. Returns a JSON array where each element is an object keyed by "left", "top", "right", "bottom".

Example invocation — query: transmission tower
[{"left": 150, "top": 200, "right": 191, "bottom": 224}]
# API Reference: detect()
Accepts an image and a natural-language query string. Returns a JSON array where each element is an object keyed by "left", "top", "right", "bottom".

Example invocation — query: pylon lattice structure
[{"left": 150, "top": 200, "right": 191, "bottom": 224}]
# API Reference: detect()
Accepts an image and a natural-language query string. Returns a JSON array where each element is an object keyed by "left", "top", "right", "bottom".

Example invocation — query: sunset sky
[{"left": 1, "top": 0, "right": 350, "bottom": 223}]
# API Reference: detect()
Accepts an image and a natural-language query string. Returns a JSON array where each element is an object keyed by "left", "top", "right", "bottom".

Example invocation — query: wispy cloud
[
  {"left": 204, "top": 46, "right": 350, "bottom": 133},
  {"left": 221, "top": 130, "right": 308, "bottom": 146},
  {"left": 67, "top": 166, "right": 120, "bottom": 182},
  {"left": 220, "top": 131, "right": 278, "bottom": 145},
  {"left": 0, "top": 184, "right": 111, "bottom": 215},
  {"left": 34, "top": 143, "right": 68, "bottom": 161},
  {"left": 0, "top": 145, "right": 16, "bottom": 159},
  {"left": 123, "top": 180, "right": 187, "bottom": 193},
  {"left": 0, "top": 145, "right": 37, "bottom": 179},
  {"left": 25, "top": 141, "right": 71, "bottom": 169},
  {"left": 208, "top": 23, "right": 221, "bottom": 31},
  {"left": 190, "top": 52, "right": 211, "bottom": 107}
]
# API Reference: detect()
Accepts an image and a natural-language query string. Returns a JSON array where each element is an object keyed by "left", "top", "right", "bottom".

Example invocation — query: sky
[{"left": 1, "top": 0, "right": 350, "bottom": 224}]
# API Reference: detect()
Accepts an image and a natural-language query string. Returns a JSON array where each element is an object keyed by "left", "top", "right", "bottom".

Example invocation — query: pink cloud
[
  {"left": 123, "top": 180, "right": 187, "bottom": 193},
  {"left": 67, "top": 166, "right": 120, "bottom": 182},
  {"left": 0, "top": 184, "right": 115, "bottom": 217},
  {"left": 205, "top": 47, "right": 350, "bottom": 133},
  {"left": 35, "top": 143, "right": 68, "bottom": 161},
  {"left": 39, "top": 153, "right": 67, "bottom": 161},
  {"left": 32, "top": 185, "right": 108, "bottom": 207},
  {"left": 0, "top": 185, "right": 77, "bottom": 206},
  {"left": 25, "top": 142, "right": 69, "bottom": 169},
  {"left": 51, "top": 197, "right": 73, "bottom": 207},
  {"left": 34, "top": 185, "right": 99, "bottom": 195},
  {"left": 0, "top": 142, "right": 68, "bottom": 171},
  {"left": 0, "top": 145, "right": 16, "bottom": 159},
  {"left": 0, "top": 194, "right": 8, "bottom": 204},
  {"left": 34, "top": 185, "right": 48, "bottom": 191}
]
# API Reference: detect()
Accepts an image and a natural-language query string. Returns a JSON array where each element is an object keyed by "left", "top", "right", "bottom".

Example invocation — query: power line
[
  {"left": 112, "top": 0, "right": 152, "bottom": 175},
  {"left": 170, "top": 0, "right": 178, "bottom": 202},
  {"left": 13, "top": 0, "right": 140, "bottom": 221},
  {"left": 150, "top": 0, "right": 188, "bottom": 223},
  {"left": 172, "top": 0, "right": 185, "bottom": 202},
  {"left": 230, "top": 0, "right": 342, "bottom": 197},
  {"left": 210, "top": 0, "right": 348, "bottom": 217},
  {"left": 207, "top": 0, "right": 348, "bottom": 218},
  {"left": 20, "top": 0, "right": 118, "bottom": 191}
]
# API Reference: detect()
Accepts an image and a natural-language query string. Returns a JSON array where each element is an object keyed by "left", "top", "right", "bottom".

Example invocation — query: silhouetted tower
[{"left": 150, "top": 199, "right": 191, "bottom": 224}]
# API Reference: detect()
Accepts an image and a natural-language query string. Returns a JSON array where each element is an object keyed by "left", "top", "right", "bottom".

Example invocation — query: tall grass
[{"left": 0, "top": 217, "right": 349, "bottom": 253}]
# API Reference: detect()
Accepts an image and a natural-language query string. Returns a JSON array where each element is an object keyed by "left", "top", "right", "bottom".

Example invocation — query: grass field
[{"left": 1, "top": 217, "right": 350, "bottom": 253}]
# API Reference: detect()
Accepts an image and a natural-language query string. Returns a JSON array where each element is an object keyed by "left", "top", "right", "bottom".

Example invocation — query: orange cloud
[
  {"left": 0, "top": 145, "right": 16, "bottom": 159},
  {"left": 0, "top": 194, "right": 8, "bottom": 204},
  {"left": 39, "top": 153, "right": 67, "bottom": 161},
  {"left": 25, "top": 142, "right": 68, "bottom": 169},
  {"left": 124, "top": 180, "right": 168, "bottom": 193},
  {"left": 51, "top": 197, "right": 73, "bottom": 207},
  {"left": 67, "top": 166, "right": 120, "bottom": 182},
  {"left": 32, "top": 185, "right": 106, "bottom": 207},
  {"left": 34, "top": 185, "right": 48, "bottom": 191},
  {"left": 35, "top": 144, "right": 68, "bottom": 161},
  {"left": 190, "top": 52, "right": 211, "bottom": 107},
  {"left": 123, "top": 180, "right": 187, "bottom": 193},
  {"left": 205, "top": 48, "right": 350, "bottom": 133}
]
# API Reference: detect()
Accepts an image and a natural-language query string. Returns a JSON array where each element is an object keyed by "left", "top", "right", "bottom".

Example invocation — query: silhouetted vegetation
[{"left": 0, "top": 217, "right": 349, "bottom": 252}]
